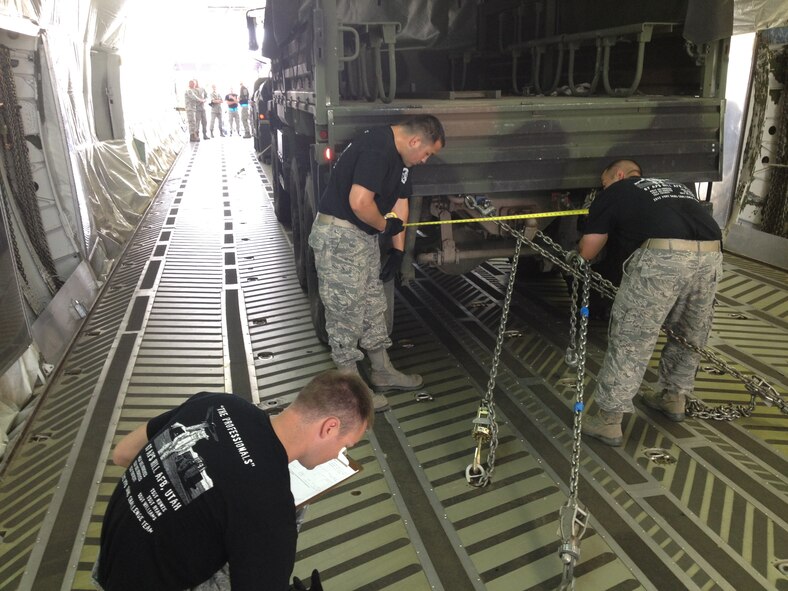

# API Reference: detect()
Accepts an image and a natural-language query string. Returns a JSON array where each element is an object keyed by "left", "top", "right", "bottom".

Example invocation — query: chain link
[
  {"left": 492, "top": 218, "right": 786, "bottom": 420},
  {"left": 564, "top": 256, "right": 580, "bottom": 368},
  {"left": 0, "top": 45, "right": 62, "bottom": 294},
  {"left": 555, "top": 255, "right": 592, "bottom": 590},
  {"left": 465, "top": 198, "right": 786, "bottom": 490},
  {"left": 466, "top": 236, "right": 524, "bottom": 487},
  {"left": 660, "top": 326, "right": 787, "bottom": 418},
  {"left": 566, "top": 259, "right": 590, "bottom": 499},
  {"left": 461, "top": 198, "right": 786, "bottom": 586}
]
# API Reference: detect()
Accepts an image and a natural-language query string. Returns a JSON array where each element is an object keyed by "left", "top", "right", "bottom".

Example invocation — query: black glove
[
  {"left": 289, "top": 569, "right": 323, "bottom": 591},
  {"left": 381, "top": 216, "right": 404, "bottom": 237},
  {"left": 379, "top": 248, "right": 404, "bottom": 282}
]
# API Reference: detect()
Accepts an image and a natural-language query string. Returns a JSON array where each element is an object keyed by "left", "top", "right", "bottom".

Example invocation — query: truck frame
[{"left": 259, "top": 0, "right": 731, "bottom": 337}]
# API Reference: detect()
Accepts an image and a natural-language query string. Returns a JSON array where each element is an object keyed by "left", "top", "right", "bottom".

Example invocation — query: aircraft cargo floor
[{"left": 0, "top": 139, "right": 786, "bottom": 591}]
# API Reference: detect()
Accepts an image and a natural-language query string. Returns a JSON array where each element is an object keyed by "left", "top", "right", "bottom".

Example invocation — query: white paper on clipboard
[{"left": 289, "top": 450, "right": 361, "bottom": 508}]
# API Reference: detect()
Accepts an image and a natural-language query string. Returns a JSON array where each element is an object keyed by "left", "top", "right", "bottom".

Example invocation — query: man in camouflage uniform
[
  {"left": 308, "top": 115, "right": 445, "bottom": 411},
  {"left": 239, "top": 82, "right": 252, "bottom": 139},
  {"left": 578, "top": 159, "right": 723, "bottom": 446},
  {"left": 194, "top": 80, "right": 210, "bottom": 140},
  {"left": 184, "top": 80, "right": 202, "bottom": 142},
  {"left": 209, "top": 84, "right": 225, "bottom": 138}
]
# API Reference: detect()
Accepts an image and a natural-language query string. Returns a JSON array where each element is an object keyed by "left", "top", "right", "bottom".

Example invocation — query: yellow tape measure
[{"left": 403, "top": 209, "right": 589, "bottom": 227}]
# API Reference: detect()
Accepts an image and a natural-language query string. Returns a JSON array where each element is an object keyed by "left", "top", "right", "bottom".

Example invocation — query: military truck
[{"left": 258, "top": 0, "right": 731, "bottom": 335}]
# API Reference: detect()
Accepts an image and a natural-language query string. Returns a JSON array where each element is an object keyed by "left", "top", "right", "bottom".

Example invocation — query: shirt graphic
[
  {"left": 123, "top": 408, "right": 218, "bottom": 533},
  {"left": 634, "top": 177, "right": 697, "bottom": 201}
]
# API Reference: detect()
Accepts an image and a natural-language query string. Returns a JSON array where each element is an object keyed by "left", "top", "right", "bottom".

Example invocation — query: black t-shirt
[
  {"left": 97, "top": 393, "right": 296, "bottom": 591},
  {"left": 318, "top": 126, "right": 413, "bottom": 235},
  {"left": 584, "top": 177, "right": 722, "bottom": 256}
]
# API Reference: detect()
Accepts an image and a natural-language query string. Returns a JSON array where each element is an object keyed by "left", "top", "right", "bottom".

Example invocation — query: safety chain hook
[
  {"left": 465, "top": 404, "right": 491, "bottom": 486},
  {"left": 557, "top": 498, "right": 589, "bottom": 591}
]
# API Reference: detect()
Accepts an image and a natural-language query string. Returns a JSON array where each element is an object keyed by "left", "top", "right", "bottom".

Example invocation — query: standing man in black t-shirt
[
  {"left": 225, "top": 89, "right": 240, "bottom": 137},
  {"left": 577, "top": 159, "right": 723, "bottom": 446},
  {"left": 94, "top": 370, "right": 372, "bottom": 591},
  {"left": 308, "top": 115, "right": 445, "bottom": 411}
]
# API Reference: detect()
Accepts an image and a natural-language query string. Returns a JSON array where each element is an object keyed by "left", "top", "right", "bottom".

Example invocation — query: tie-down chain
[
  {"left": 462, "top": 196, "right": 594, "bottom": 588},
  {"left": 460, "top": 195, "right": 786, "bottom": 587},
  {"left": 465, "top": 234, "right": 524, "bottom": 488},
  {"left": 556, "top": 251, "right": 592, "bottom": 590},
  {"left": 460, "top": 195, "right": 785, "bottom": 421}
]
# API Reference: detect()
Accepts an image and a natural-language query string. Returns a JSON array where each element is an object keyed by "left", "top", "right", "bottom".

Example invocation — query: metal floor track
[{"left": 0, "top": 138, "right": 786, "bottom": 591}]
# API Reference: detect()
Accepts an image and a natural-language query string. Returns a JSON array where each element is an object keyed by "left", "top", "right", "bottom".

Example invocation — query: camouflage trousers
[
  {"left": 197, "top": 107, "right": 208, "bottom": 136},
  {"left": 210, "top": 110, "right": 224, "bottom": 135},
  {"left": 227, "top": 109, "right": 240, "bottom": 134},
  {"left": 593, "top": 248, "right": 723, "bottom": 413},
  {"left": 186, "top": 109, "right": 199, "bottom": 136},
  {"left": 308, "top": 221, "right": 391, "bottom": 366},
  {"left": 240, "top": 105, "right": 251, "bottom": 135}
]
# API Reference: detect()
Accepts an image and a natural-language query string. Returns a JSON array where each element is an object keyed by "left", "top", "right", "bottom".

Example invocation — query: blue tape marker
[
  {"left": 574, "top": 402, "right": 585, "bottom": 412},
  {"left": 580, "top": 306, "right": 589, "bottom": 317}
]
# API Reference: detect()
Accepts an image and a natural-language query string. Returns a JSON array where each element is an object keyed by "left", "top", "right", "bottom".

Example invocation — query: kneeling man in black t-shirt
[{"left": 94, "top": 370, "right": 372, "bottom": 591}]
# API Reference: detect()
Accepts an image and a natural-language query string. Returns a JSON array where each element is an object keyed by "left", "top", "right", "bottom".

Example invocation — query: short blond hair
[{"left": 291, "top": 370, "right": 374, "bottom": 432}]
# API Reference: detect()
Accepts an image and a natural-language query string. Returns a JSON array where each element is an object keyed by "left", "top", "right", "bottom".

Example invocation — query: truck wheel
[
  {"left": 289, "top": 158, "right": 307, "bottom": 290},
  {"left": 271, "top": 154, "right": 291, "bottom": 226},
  {"left": 303, "top": 174, "right": 328, "bottom": 343}
]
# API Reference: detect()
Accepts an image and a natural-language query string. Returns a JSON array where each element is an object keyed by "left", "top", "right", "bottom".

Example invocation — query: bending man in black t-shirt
[
  {"left": 94, "top": 370, "right": 373, "bottom": 591},
  {"left": 577, "top": 159, "right": 723, "bottom": 446},
  {"left": 308, "top": 115, "right": 445, "bottom": 412}
]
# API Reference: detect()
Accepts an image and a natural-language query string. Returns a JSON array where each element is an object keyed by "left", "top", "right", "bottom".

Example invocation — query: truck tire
[
  {"left": 303, "top": 173, "right": 328, "bottom": 343},
  {"left": 289, "top": 158, "right": 308, "bottom": 290},
  {"left": 271, "top": 154, "right": 291, "bottom": 226}
]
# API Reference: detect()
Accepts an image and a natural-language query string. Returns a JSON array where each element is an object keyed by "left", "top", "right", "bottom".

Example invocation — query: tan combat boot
[
  {"left": 337, "top": 362, "right": 389, "bottom": 412},
  {"left": 367, "top": 348, "right": 423, "bottom": 392},
  {"left": 582, "top": 410, "right": 624, "bottom": 446},
  {"left": 641, "top": 390, "right": 685, "bottom": 422}
]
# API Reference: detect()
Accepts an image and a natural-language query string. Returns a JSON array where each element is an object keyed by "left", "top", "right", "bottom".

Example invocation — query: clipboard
[{"left": 289, "top": 452, "right": 362, "bottom": 509}]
